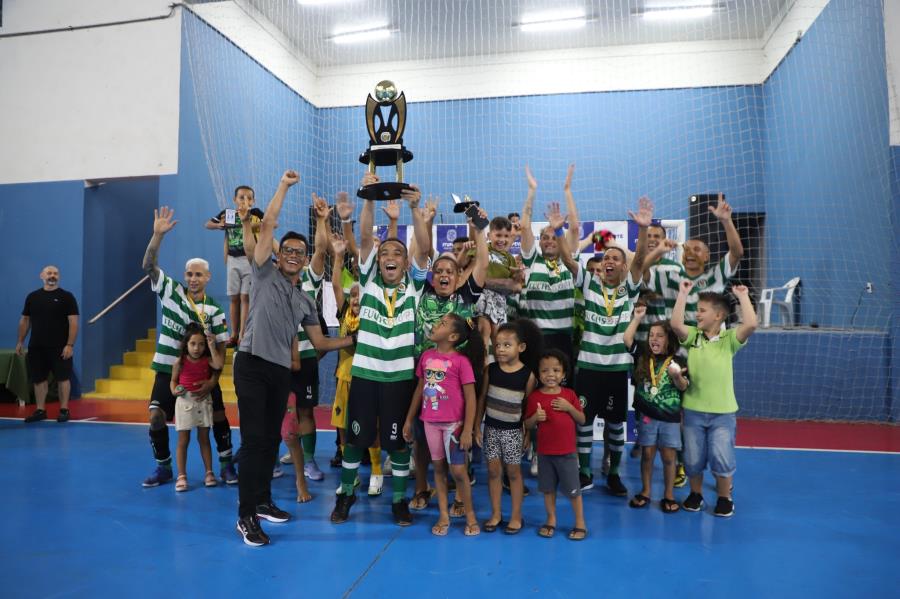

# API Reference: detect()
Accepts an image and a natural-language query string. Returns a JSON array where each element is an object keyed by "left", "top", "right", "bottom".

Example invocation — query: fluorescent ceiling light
[
  {"left": 297, "top": 0, "right": 348, "bottom": 6},
  {"left": 640, "top": 2, "right": 717, "bottom": 20},
  {"left": 330, "top": 26, "right": 393, "bottom": 44},
  {"left": 518, "top": 11, "right": 588, "bottom": 32}
]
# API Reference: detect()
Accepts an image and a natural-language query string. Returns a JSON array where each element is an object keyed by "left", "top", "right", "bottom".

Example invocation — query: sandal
[
  {"left": 504, "top": 518, "right": 524, "bottom": 535},
  {"left": 660, "top": 498, "right": 681, "bottom": 514},
  {"left": 464, "top": 522, "right": 481, "bottom": 537},
  {"left": 538, "top": 524, "right": 555, "bottom": 538},
  {"left": 449, "top": 499, "right": 466, "bottom": 518},
  {"left": 175, "top": 475, "right": 188, "bottom": 492},
  {"left": 409, "top": 488, "right": 435, "bottom": 511},
  {"left": 482, "top": 519, "right": 504, "bottom": 533},
  {"left": 431, "top": 521, "right": 450, "bottom": 537},
  {"left": 629, "top": 494, "right": 651, "bottom": 509},
  {"left": 568, "top": 527, "right": 587, "bottom": 541},
  {"left": 204, "top": 471, "right": 217, "bottom": 487}
]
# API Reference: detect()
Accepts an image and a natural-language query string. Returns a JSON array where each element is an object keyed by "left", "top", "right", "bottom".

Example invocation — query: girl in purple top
[{"left": 404, "top": 313, "right": 484, "bottom": 537}]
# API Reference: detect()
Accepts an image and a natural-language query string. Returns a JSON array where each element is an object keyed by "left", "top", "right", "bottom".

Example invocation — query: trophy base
[
  {"left": 357, "top": 181, "right": 414, "bottom": 201},
  {"left": 359, "top": 147, "right": 414, "bottom": 167}
]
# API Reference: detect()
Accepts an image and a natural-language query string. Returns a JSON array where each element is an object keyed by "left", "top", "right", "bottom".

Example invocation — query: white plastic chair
[{"left": 757, "top": 277, "right": 801, "bottom": 327}]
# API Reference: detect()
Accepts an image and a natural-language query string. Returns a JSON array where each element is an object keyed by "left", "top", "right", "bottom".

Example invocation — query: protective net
[{"left": 182, "top": 0, "right": 895, "bottom": 422}]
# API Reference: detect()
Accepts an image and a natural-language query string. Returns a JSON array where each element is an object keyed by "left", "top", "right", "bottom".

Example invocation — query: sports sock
[
  {"left": 301, "top": 432, "right": 316, "bottom": 460},
  {"left": 389, "top": 449, "right": 410, "bottom": 503},
  {"left": 369, "top": 446, "right": 382, "bottom": 476},
  {"left": 212, "top": 419, "right": 233, "bottom": 465},
  {"left": 149, "top": 425, "right": 171, "bottom": 466},
  {"left": 607, "top": 422, "right": 625, "bottom": 475},
  {"left": 577, "top": 424, "right": 593, "bottom": 476},
  {"left": 340, "top": 445, "right": 362, "bottom": 496}
]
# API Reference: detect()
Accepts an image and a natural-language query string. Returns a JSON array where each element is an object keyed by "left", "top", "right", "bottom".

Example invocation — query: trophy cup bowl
[{"left": 358, "top": 80, "right": 415, "bottom": 201}]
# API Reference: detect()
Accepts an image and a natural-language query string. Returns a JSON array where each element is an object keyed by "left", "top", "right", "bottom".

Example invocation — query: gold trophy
[{"left": 357, "top": 80, "right": 414, "bottom": 201}]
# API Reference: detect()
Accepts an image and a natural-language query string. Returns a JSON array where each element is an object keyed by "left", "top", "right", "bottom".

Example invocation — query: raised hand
[
  {"left": 467, "top": 207, "right": 488, "bottom": 230},
  {"left": 679, "top": 279, "right": 694, "bottom": 295},
  {"left": 708, "top": 193, "right": 732, "bottom": 221},
  {"left": 330, "top": 232, "right": 347, "bottom": 256},
  {"left": 361, "top": 172, "right": 379, "bottom": 188},
  {"left": 545, "top": 201, "right": 567, "bottom": 231},
  {"left": 312, "top": 193, "right": 331, "bottom": 220},
  {"left": 335, "top": 191, "right": 355, "bottom": 220},
  {"left": 525, "top": 164, "right": 538, "bottom": 191},
  {"left": 731, "top": 284, "right": 749, "bottom": 299},
  {"left": 535, "top": 402, "right": 547, "bottom": 422},
  {"left": 628, "top": 196, "right": 654, "bottom": 228},
  {"left": 400, "top": 184, "right": 421, "bottom": 208},
  {"left": 382, "top": 199, "right": 401, "bottom": 221},
  {"left": 281, "top": 169, "right": 300, "bottom": 187},
  {"left": 563, "top": 163, "right": 575, "bottom": 191},
  {"left": 658, "top": 238, "right": 678, "bottom": 254},
  {"left": 632, "top": 304, "right": 647, "bottom": 320},
  {"left": 423, "top": 196, "right": 439, "bottom": 222},
  {"left": 153, "top": 206, "right": 178, "bottom": 235}
]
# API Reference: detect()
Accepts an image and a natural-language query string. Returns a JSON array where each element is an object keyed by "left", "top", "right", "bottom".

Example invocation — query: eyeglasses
[
  {"left": 424, "top": 369, "right": 446, "bottom": 381},
  {"left": 281, "top": 247, "right": 306, "bottom": 257}
]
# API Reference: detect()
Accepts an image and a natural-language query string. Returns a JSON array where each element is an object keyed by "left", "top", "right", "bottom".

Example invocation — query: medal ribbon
[
  {"left": 186, "top": 293, "right": 208, "bottom": 329},
  {"left": 600, "top": 285, "right": 616, "bottom": 317},
  {"left": 649, "top": 356, "right": 673, "bottom": 390},
  {"left": 383, "top": 286, "right": 399, "bottom": 324}
]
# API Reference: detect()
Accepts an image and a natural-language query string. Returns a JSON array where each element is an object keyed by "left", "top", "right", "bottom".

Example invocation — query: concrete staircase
[{"left": 83, "top": 329, "right": 236, "bottom": 403}]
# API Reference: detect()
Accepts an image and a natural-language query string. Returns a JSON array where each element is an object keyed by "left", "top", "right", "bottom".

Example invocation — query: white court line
[{"left": 2, "top": 416, "right": 898, "bottom": 454}]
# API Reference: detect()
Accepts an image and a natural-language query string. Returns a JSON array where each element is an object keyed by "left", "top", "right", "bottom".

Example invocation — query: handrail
[{"left": 87, "top": 275, "right": 150, "bottom": 324}]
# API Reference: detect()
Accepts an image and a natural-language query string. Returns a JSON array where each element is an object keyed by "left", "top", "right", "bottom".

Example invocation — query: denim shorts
[
  {"left": 682, "top": 409, "right": 737, "bottom": 478},
  {"left": 637, "top": 416, "right": 682, "bottom": 450}
]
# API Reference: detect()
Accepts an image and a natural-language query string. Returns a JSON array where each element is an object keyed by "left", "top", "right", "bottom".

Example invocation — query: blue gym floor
[{"left": 2, "top": 419, "right": 898, "bottom": 598}]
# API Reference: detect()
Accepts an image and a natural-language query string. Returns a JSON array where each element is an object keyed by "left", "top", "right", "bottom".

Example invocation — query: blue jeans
[
  {"left": 682, "top": 409, "right": 736, "bottom": 478},
  {"left": 637, "top": 416, "right": 682, "bottom": 449}
]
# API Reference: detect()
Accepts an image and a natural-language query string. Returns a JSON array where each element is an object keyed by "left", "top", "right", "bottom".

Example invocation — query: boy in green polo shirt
[{"left": 671, "top": 280, "right": 757, "bottom": 517}]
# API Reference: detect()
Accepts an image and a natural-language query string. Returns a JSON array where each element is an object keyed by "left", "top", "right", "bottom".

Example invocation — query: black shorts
[
  {"left": 290, "top": 357, "right": 319, "bottom": 409},
  {"left": 346, "top": 378, "right": 417, "bottom": 452},
  {"left": 27, "top": 346, "right": 72, "bottom": 384},
  {"left": 575, "top": 369, "right": 628, "bottom": 424},
  {"left": 149, "top": 371, "right": 225, "bottom": 421}
]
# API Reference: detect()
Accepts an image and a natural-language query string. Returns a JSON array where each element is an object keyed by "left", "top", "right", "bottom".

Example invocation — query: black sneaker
[
  {"left": 255, "top": 502, "right": 290, "bottom": 523},
  {"left": 714, "top": 496, "right": 734, "bottom": 517},
  {"left": 236, "top": 516, "right": 270, "bottom": 547},
  {"left": 392, "top": 500, "right": 413, "bottom": 526},
  {"left": 331, "top": 493, "right": 356, "bottom": 524},
  {"left": 579, "top": 472, "right": 594, "bottom": 491},
  {"left": 24, "top": 409, "right": 47, "bottom": 423},
  {"left": 682, "top": 492, "right": 705, "bottom": 512},
  {"left": 330, "top": 447, "right": 343, "bottom": 468},
  {"left": 57, "top": 409, "right": 70, "bottom": 423},
  {"left": 606, "top": 474, "right": 628, "bottom": 497}
]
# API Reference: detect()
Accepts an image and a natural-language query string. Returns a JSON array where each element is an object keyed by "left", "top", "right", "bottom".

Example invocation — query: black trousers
[{"left": 233, "top": 352, "right": 290, "bottom": 518}]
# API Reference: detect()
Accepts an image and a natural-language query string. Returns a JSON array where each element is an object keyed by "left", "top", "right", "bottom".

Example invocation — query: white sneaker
[
  {"left": 335, "top": 475, "right": 361, "bottom": 495},
  {"left": 279, "top": 452, "right": 293, "bottom": 465},
  {"left": 368, "top": 474, "right": 384, "bottom": 496},
  {"left": 383, "top": 456, "right": 392, "bottom": 477},
  {"left": 530, "top": 454, "right": 538, "bottom": 477},
  {"left": 272, "top": 465, "right": 284, "bottom": 479}
]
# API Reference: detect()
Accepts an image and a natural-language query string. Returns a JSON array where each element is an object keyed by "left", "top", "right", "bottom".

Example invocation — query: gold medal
[
  {"left": 600, "top": 284, "right": 616, "bottom": 317},
  {"left": 650, "top": 386, "right": 659, "bottom": 396},
  {"left": 383, "top": 286, "right": 399, "bottom": 327},
  {"left": 649, "top": 357, "right": 673, "bottom": 395}
]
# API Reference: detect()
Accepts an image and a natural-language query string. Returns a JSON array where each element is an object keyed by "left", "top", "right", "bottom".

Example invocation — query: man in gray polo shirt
[{"left": 234, "top": 169, "right": 353, "bottom": 547}]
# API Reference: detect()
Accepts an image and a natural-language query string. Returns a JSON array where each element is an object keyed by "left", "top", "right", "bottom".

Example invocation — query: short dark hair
[
  {"left": 490, "top": 216, "right": 512, "bottom": 232},
  {"left": 648, "top": 223, "right": 666, "bottom": 235},
  {"left": 234, "top": 185, "right": 254, "bottom": 198},
  {"left": 507, "top": 212, "right": 520, "bottom": 220},
  {"left": 280, "top": 231, "right": 309, "bottom": 253},
  {"left": 586, "top": 256, "right": 603, "bottom": 268},
  {"left": 539, "top": 349, "right": 569, "bottom": 379},
  {"left": 603, "top": 247, "right": 627, "bottom": 261},
  {"left": 698, "top": 291, "right": 729, "bottom": 315},
  {"left": 452, "top": 236, "right": 469, "bottom": 245}
]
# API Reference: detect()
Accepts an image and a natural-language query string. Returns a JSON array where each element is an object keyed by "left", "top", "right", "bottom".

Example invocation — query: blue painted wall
[
  {"left": 81, "top": 179, "right": 159, "bottom": 387},
  {"left": 0, "top": 180, "right": 86, "bottom": 376},
  {"left": 889, "top": 146, "right": 900, "bottom": 421}
]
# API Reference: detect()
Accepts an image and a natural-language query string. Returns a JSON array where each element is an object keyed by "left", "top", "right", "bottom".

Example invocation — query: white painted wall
[
  {"left": 190, "top": 0, "right": 829, "bottom": 109},
  {"left": 0, "top": 0, "right": 181, "bottom": 185},
  {"left": 884, "top": 0, "right": 900, "bottom": 145}
]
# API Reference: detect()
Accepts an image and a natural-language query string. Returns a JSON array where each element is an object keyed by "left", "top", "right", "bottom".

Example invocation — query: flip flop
[
  {"left": 660, "top": 498, "right": 680, "bottom": 513},
  {"left": 483, "top": 519, "right": 505, "bottom": 533},
  {"left": 449, "top": 499, "right": 466, "bottom": 518},
  {"left": 431, "top": 522, "right": 450, "bottom": 536},
  {"left": 568, "top": 527, "right": 587, "bottom": 541},
  {"left": 464, "top": 522, "right": 481, "bottom": 537},
  {"left": 409, "top": 488, "right": 435, "bottom": 511},
  {"left": 629, "top": 494, "right": 651, "bottom": 509},
  {"left": 504, "top": 519, "right": 525, "bottom": 535},
  {"left": 538, "top": 524, "right": 555, "bottom": 538}
]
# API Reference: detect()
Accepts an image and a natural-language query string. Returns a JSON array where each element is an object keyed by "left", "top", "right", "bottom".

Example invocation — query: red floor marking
[{"left": 2, "top": 400, "right": 898, "bottom": 452}]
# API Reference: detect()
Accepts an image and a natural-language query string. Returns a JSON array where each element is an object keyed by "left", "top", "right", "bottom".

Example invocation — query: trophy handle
[
  {"left": 394, "top": 92, "right": 407, "bottom": 141},
  {"left": 365, "top": 95, "right": 378, "bottom": 144}
]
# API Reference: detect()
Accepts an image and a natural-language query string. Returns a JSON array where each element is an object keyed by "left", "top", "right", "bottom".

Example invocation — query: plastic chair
[{"left": 757, "top": 277, "right": 801, "bottom": 327}]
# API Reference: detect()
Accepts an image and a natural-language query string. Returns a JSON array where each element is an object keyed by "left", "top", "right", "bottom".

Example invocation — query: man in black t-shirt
[{"left": 16, "top": 266, "right": 79, "bottom": 423}]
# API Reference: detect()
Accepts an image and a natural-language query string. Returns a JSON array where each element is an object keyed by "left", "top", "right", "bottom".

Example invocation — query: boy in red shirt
[{"left": 524, "top": 349, "right": 587, "bottom": 541}]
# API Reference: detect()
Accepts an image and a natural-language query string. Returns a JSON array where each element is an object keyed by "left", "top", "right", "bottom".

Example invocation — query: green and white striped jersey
[
  {"left": 647, "top": 253, "right": 736, "bottom": 327},
  {"left": 150, "top": 270, "right": 228, "bottom": 374},
  {"left": 520, "top": 244, "right": 581, "bottom": 334},
  {"left": 576, "top": 269, "right": 641, "bottom": 372},
  {"left": 350, "top": 250, "right": 427, "bottom": 382},
  {"left": 295, "top": 267, "right": 324, "bottom": 360},
  {"left": 637, "top": 258, "right": 684, "bottom": 341}
]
